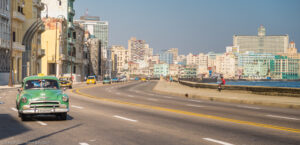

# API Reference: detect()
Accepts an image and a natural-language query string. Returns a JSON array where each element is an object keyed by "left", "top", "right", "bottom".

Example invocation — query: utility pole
[{"left": 8, "top": 0, "right": 14, "bottom": 87}]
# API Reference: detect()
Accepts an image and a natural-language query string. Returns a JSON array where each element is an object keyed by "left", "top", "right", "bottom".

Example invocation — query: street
[{"left": 1, "top": 81, "right": 300, "bottom": 145}]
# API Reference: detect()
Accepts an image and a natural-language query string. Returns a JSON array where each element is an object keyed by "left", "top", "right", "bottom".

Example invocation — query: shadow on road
[
  {"left": 0, "top": 114, "right": 31, "bottom": 140},
  {"left": 22, "top": 114, "right": 74, "bottom": 121},
  {"left": 18, "top": 123, "right": 83, "bottom": 145}
]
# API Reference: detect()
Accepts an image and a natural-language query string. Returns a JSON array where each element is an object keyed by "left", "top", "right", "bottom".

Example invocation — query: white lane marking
[
  {"left": 11, "top": 107, "right": 18, "bottom": 112},
  {"left": 72, "top": 105, "right": 84, "bottom": 109},
  {"left": 162, "top": 96, "right": 173, "bottom": 99},
  {"left": 116, "top": 92, "right": 121, "bottom": 95},
  {"left": 127, "top": 95, "right": 135, "bottom": 98},
  {"left": 189, "top": 100, "right": 202, "bottom": 103},
  {"left": 203, "top": 138, "right": 234, "bottom": 145},
  {"left": 186, "top": 104, "right": 205, "bottom": 108},
  {"left": 147, "top": 98, "right": 158, "bottom": 101},
  {"left": 79, "top": 143, "right": 89, "bottom": 145},
  {"left": 237, "top": 105, "right": 261, "bottom": 110},
  {"left": 113, "top": 115, "right": 137, "bottom": 122},
  {"left": 266, "top": 115, "right": 300, "bottom": 121},
  {"left": 36, "top": 121, "right": 47, "bottom": 126}
]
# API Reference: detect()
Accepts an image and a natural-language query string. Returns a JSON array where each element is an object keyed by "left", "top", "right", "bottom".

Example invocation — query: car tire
[
  {"left": 20, "top": 114, "right": 29, "bottom": 121},
  {"left": 69, "top": 86, "right": 72, "bottom": 89}
]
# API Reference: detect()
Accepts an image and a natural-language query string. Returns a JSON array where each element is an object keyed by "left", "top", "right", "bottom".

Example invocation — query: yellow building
[
  {"left": 41, "top": 18, "right": 67, "bottom": 76},
  {"left": 11, "top": 0, "right": 26, "bottom": 83},
  {"left": 10, "top": 0, "right": 44, "bottom": 83}
]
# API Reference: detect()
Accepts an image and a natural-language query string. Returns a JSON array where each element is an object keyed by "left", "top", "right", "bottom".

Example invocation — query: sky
[{"left": 74, "top": 0, "right": 300, "bottom": 55}]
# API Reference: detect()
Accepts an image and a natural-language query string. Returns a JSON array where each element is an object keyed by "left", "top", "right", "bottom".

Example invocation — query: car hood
[{"left": 22, "top": 89, "right": 63, "bottom": 101}]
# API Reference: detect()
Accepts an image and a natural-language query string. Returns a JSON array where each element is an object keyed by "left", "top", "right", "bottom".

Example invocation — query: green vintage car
[{"left": 16, "top": 75, "right": 69, "bottom": 121}]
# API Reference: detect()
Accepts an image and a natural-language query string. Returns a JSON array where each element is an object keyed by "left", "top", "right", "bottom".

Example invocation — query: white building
[
  {"left": 111, "top": 45, "right": 129, "bottom": 74},
  {"left": 216, "top": 53, "right": 238, "bottom": 78},
  {"left": 233, "top": 25, "right": 289, "bottom": 54}
]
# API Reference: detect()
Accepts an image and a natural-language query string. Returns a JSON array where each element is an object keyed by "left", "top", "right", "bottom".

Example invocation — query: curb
[{"left": 153, "top": 82, "right": 300, "bottom": 109}]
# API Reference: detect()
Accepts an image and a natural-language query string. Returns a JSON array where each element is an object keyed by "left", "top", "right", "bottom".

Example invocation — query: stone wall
[{"left": 178, "top": 80, "right": 300, "bottom": 97}]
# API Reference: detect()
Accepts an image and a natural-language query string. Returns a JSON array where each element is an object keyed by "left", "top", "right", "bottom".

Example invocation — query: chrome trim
[{"left": 20, "top": 108, "right": 69, "bottom": 114}]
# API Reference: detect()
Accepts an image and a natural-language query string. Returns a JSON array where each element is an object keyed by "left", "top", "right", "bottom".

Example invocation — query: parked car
[
  {"left": 59, "top": 77, "right": 73, "bottom": 89},
  {"left": 86, "top": 76, "right": 96, "bottom": 84},
  {"left": 16, "top": 75, "right": 69, "bottom": 121},
  {"left": 103, "top": 77, "right": 112, "bottom": 84},
  {"left": 112, "top": 77, "right": 119, "bottom": 83},
  {"left": 141, "top": 78, "right": 147, "bottom": 82},
  {"left": 120, "top": 77, "right": 127, "bottom": 82}
]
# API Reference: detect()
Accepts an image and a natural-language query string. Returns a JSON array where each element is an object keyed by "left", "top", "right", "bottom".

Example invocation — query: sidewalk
[
  {"left": 153, "top": 80, "right": 300, "bottom": 109},
  {"left": 0, "top": 84, "right": 21, "bottom": 90}
]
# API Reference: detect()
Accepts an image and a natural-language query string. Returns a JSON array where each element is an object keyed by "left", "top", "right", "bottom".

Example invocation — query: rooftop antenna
[{"left": 85, "top": 8, "right": 89, "bottom": 16}]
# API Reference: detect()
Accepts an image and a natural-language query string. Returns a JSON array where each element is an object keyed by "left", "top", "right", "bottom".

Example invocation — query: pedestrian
[{"left": 218, "top": 76, "right": 226, "bottom": 92}]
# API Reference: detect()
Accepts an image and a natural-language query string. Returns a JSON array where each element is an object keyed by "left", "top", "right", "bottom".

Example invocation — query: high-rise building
[
  {"left": 167, "top": 48, "right": 178, "bottom": 63},
  {"left": 128, "top": 37, "right": 148, "bottom": 62},
  {"left": 159, "top": 51, "right": 173, "bottom": 64},
  {"left": 233, "top": 25, "right": 289, "bottom": 54},
  {"left": 75, "top": 15, "right": 109, "bottom": 59},
  {"left": 0, "top": 0, "right": 10, "bottom": 85}
]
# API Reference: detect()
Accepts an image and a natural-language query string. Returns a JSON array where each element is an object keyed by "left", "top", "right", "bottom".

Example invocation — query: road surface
[{"left": 0, "top": 81, "right": 300, "bottom": 145}]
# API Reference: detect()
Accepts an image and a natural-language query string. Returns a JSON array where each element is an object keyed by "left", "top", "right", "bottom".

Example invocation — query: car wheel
[
  {"left": 69, "top": 86, "right": 72, "bottom": 89},
  {"left": 59, "top": 113, "right": 67, "bottom": 120},
  {"left": 20, "top": 114, "right": 29, "bottom": 121}
]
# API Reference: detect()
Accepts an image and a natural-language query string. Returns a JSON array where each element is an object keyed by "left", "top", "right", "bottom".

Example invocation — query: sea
[{"left": 212, "top": 81, "right": 300, "bottom": 88}]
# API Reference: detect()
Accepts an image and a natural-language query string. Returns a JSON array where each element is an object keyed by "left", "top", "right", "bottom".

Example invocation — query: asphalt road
[{"left": 0, "top": 81, "right": 300, "bottom": 145}]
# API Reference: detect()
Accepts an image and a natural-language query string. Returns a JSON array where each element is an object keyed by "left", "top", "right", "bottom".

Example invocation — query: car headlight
[
  {"left": 21, "top": 97, "right": 27, "bottom": 103},
  {"left": 62, "top": 96, "right": 69, "bottom": 102}
]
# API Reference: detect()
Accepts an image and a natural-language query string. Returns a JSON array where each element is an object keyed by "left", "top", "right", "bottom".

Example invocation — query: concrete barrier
[{"left": 179, "top": 80, "right": 300, "bottom": 97}]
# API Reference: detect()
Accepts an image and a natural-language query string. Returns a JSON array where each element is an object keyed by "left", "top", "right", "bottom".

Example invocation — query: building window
[
  {"left": 13, "top": 32, "right": 16, "bottom": 42},
  {"left": 73, "top": 32, "right": 76, "bottom": 39}
]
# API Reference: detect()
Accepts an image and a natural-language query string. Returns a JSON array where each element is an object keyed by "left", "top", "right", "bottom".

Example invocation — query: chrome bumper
[{"left": 20, "top": 108, "right": 69, "bottom": 114}]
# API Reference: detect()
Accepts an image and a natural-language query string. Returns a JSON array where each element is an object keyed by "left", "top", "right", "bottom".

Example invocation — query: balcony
[
  {"left": 13, "top": 42, "right": 25, "bottom": 52},
  {"left": 68, "top": 38, "right": 75, "bottom": 45},
  {"left": 13, "top": 11, "right": 26, "bottom": 22},
  {"left": 68, "top": 23, "right": 74, "bottom": 30},
  {"left": 68, "top": 7, "right": 75, "bottom": 16},
  {"left": 37, "top": 49, "right": 45, "bottom": 58},
  {"left": 0, "top": 38, "right": 9, "bottom": 49},
  {"left": 60, "top": 54, "right": 66, "bottom": 60}
]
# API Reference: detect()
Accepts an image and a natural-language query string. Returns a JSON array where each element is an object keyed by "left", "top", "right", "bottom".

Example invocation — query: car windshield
[
  {"left": 88, "top": 76, "right": 95, "bottom": 79},
  {"left": 25, "top": 79, "right": 59, "bottom": 90}
]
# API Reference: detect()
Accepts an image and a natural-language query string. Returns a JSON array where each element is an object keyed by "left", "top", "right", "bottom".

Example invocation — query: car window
[
  {"left": 88, "top": 76, "right": 95, "bottom": 79},
  {"left": 25, "top": 80, "right": 59, "bottom": 90}
]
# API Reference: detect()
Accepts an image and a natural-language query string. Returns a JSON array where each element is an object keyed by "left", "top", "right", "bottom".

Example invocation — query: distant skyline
[{"left": 74, "top": 0, "right": 300, "bottom": 55}]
